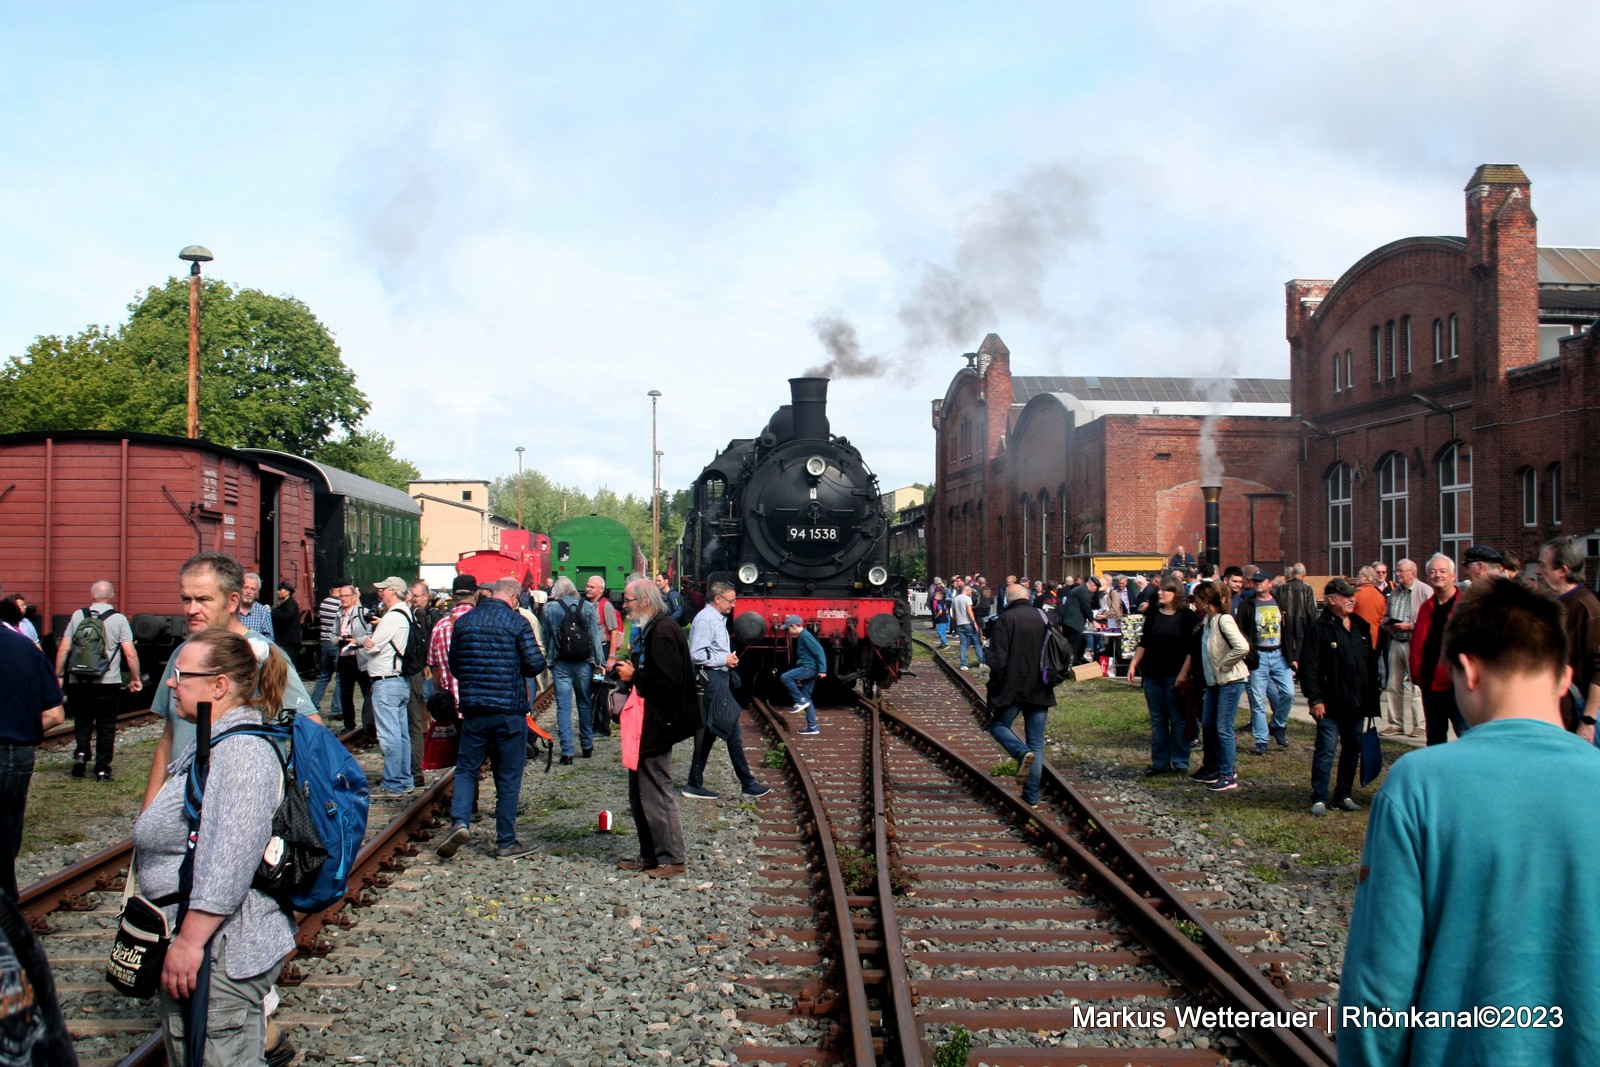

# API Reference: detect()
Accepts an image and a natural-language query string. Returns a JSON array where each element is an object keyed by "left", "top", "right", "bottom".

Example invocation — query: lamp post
[
  {"left": 178, "top": 245, "right": 213, "bottom": 438},
  {"left": 648, "top": 389, "right": 662, "bottom": 575},
  {"left": 515, "top": 446, "right": 526, "bottom": 528}
]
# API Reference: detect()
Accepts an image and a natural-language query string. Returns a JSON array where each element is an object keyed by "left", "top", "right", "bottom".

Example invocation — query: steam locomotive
[{"left": 676, "top": 377, "right": 911, "bottom": 694}]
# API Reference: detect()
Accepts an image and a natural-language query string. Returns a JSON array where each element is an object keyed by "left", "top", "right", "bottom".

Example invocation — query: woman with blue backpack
[{"left": 132, "top": 629, "right": 296, "bottom": 1066}]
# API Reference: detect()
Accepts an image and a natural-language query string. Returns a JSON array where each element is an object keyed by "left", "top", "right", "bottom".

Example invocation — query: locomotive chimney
[
  {"left": 1201, "top": 482, "right": 1222, "bottom": 568},
  {"left": 789, "top": 377, "right": 830, "bottom": 442}
]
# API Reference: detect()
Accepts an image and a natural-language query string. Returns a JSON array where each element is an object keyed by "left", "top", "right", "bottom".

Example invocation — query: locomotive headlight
[
  {"left": 738, "top": 563, "right": 760, "bottom": 585},
  {"left": 868, "top": 565, "right": 888, "bottom": 587},
  {"left": 804, "top": 456, "right": 827, "bottom": 477}
]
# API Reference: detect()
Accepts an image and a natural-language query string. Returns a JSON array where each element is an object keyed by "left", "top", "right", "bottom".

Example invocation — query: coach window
[
  {"left": 1433, "top": 318, "right": 1444, "bottom": 364},
  {"left": 1438, "top": 443, "right": 1472, "bottom": 563},
  {"left": 1448, "top": 314, "right": 1460, "bottom": 361},
  {"left": 1550, "top": 463, "right": 1563, "bottom": 526},
  {"left": 1370, "top": 326, "right": 1381, "bottom": 382},
  {"left": 1377, "top": 453, "right": 1408, "bottom": 571},
  {"left": 1327, "top": 463, "right": 1353, "bottom": 577}
]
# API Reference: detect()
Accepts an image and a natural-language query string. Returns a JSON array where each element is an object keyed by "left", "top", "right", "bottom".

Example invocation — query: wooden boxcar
[{"left": 0, "top": 431, "right": 316, "bottom": 657}]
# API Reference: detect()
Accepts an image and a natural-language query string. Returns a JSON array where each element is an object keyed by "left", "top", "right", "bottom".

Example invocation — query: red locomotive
[{"left": 454, "top": 529, "right": 552, "bottom": 593}]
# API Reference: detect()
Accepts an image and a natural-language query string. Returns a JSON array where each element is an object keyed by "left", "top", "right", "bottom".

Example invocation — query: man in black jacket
[
  {"left": 985, "top": 584, "right": 1057, "bottom": 805},
  {"left": 1060, "top": 578, "right": 1094, "bottom": 663},
  {"left": 438, "top": 578, "right": 547, "bottom": 860},
  {"left": 1300, "top": 577, "right": 1380, "bottom": 816}
]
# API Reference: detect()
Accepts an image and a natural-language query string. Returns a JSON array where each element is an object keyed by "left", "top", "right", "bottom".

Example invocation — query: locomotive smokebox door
[{"left": 731, "top": 611, "right": 768, "bottom": 644}]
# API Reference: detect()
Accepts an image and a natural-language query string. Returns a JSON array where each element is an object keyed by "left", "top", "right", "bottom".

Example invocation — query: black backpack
[
  {"left": 1038, "top": 609, "right": 1074, "bottom": 687},
  {"left": 554, "top": 599, "right": 592, "bottom": 662},
  {"left": 389, "top": 607, "right": 428, "bottom": 677}
]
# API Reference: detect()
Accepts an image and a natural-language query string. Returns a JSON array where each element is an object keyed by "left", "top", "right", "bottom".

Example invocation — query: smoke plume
[
  {"left": 805, "top": 315, "right": 888, "bottom": 379},
  {"left": 898, "top": 164, "right": 1094, "bottom": 354},
  {"left": 1194, "top": 377, "right": 1236, "bottom": 484}
]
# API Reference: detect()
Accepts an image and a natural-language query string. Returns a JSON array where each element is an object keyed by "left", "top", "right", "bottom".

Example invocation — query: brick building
[
  {"left": 1287, "top": 164, "right": 1600, "bottom": 576},
  {"left": 927, "top": 165, "right": 1600, "bottom": 584},
  {"left": 927, "top": 334, "right": 1297, "bottom": 581}
]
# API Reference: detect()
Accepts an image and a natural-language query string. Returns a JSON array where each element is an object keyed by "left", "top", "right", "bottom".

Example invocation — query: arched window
[
  {"left": 1550, "top": 462, "right": 1563, "bottom": 526},
  {"left": 1433, "top": 318, "right": 1444, "bottom": 364},
  {"left": 1448, "top": 314, "right": 1460, "bottom": 360},
  {"left": 1327, "top": 463, "right": 1353, "bottom": 576},
  {"left": 1400, "top": 315, "right": 1412, "bottom": 374},
  {"left": 1080, "top": 533, "right": 1094, "bottom": 555},
  {"left": 1345, "top": 349, "right": 1354, "bottom": 390},
  {"left": 1520, "top": 467, "right": 1538, "bottom": 527},
  {"left": 1036, "top": 488, "right": 1051, "bottom": 580},
  {"left": 1058, "top": 482, "right": 1070, "bottom": 567},
  {"left": 1371, "top": 326, "right": 1382, "bottom": 382},
  {"left": 1439, "top": 443, "right": 1472, "bottom": 563},
  {"left": 1018, "top": 493, "right": 1032, "bottom": 577},
  {"left": 1385, "top": 319, "right": 1397, "bottom": 379},
  {"left": 1377, "top": 453, "right": 1408, "bottom": 570},
  {"left": 1334, "top": 352, "right": 1342, "bottom": 394}
]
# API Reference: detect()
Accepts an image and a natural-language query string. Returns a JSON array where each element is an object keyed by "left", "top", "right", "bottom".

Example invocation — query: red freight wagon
[{"left": 0, "top": 431, "right": 315, "bottom": 667}]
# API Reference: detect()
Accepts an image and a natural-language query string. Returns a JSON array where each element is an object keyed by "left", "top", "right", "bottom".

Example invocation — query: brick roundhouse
[{"left": 927, "top": 164, "right": 1600, "bottom": 583}]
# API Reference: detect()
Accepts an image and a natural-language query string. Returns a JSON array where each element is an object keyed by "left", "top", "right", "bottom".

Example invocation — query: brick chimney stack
[
  {"left": 1465, "top": 164, "right": 1539, "bottom": 378},
  {"left": 977, "top": 333, "right": 1012, "bottom": 459}
]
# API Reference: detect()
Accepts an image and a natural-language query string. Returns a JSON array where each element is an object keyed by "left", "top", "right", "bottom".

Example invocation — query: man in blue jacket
[
  {"left": 780, "top": 615, "right": 827, "bottom": 735},
  {"left": 438, "top": 577, "right": 547, "bottom": 860}
]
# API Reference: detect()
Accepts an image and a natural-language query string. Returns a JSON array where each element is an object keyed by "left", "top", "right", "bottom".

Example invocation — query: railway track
[
  {"left": 39, "top": 709, "right": 159, "bottom": 751},
  {"left": 732, "top": 641, "right": 1340, "bottom": 1066},
  {"left": 24, "top": 688, "right": 554, "bottom": 1067}
]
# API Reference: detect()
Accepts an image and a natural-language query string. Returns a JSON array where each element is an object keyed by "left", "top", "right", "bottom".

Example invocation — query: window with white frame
[
  {"left": 1521, "top": 467, "right": 1537, "bottom": 527},
  {"left": 1377, "top": 453, "right": 1408, "bottom": 570},
  {"left": 1386, "top": 320, "right": 1396, "bottom": 379},
  {"left": 1328, "top": 463, "right": 1353, "bottom": 576},
  {"left": 1439, "top": 443, "right": 1472, "bottom": 563},
  {"left": 1371, "top": 326, "right": 1381, "bottom": 382},
  {"left": 1448, "top": 314, "right": 1460, "bottom": 360},
  {"left": 1433, "top": 318, "right": 1443, "bottom": 364},
  {"left": 1333, "top": 351, "right": 1341, "bottom": 393},
  {"left": 1345, "top": 349, "right": 1354, "bottom": 390},
  {"left": 1550, "top": 462, "right": 1563, "bottom": 526}
]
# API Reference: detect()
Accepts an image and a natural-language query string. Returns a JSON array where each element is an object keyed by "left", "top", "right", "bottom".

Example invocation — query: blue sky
[{"left": 4, "top": 2, "right": 1596, "bottom": 499}]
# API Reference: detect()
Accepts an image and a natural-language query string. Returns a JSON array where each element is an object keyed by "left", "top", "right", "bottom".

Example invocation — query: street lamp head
[
  {"left": 648, "top": 389, "right": 662, "bottom": 398},
  {"left": 515, "top": 446, "right": 525, "bottom": 455},
  {"left": 178, "top": 245, "right": 214, "bottom": 264}
]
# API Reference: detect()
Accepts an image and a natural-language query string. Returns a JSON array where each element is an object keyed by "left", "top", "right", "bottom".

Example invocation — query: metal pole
[
  {"left": 515, "top": 446, "right": 526, "bottom": 528},
  {"left": 186, "top": 262, "right": 202, "bottom": 438},
  {"left": 649, "top": 390, "right": 662, "bottom": 575}
]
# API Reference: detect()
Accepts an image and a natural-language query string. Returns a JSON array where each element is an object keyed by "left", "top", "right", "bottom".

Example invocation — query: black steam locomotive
[{"left": 676, "top": 377, "right": 911, "bottom": 694}]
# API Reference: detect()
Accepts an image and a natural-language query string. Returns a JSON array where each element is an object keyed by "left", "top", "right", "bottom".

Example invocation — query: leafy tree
[
  {"left": 0, "top": 277, "right": 384, "bottom": 461},
  {"left": 316, "top": 430, "right": 421, "bottom": 490},
  {"left": 487, "top": 472, "right": 686, "bottom": 571}
]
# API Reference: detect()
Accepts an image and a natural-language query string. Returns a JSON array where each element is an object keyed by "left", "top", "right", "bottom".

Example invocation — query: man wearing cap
[
  {"left": 779, "top": 616, "right": 826, "bottom": 734},
  {"left": 984, "top": 584, "right": 1056, "bottom": 806},
  {"left": 1462, "top": 544, "right": 1509, "bottom": 586},
  {"left": 271, "top": 580, "right": 302, "bottom": 660},
  {"left": 1236, "top": 570, "right": 1294, "bottom": 754},
  {"left": 362, "top": 577, "right": 415, "bottom": 800},
  {"left": 427, "top": 575, "right": 478, "bottom": 714},
  {"left": 1300, "top": 578, "right": 1380, "bottom": 815}
]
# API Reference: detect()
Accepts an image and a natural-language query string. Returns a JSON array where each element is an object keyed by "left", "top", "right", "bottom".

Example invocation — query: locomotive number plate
[{"left": 786, "top": 526, "right": 839, "bottom": 542}]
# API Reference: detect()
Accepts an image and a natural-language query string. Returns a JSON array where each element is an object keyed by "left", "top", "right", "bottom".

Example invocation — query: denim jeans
[
  {"left": 550, "top": 660, "right": 594, "bottom": 757},
  {"left": 310, "top": 644, "right": 342, "bottom": 719},
  {"left": 1, "top": 743, "right": 36, "bottom": 899},
  {"left": 988, "top": 704, "right": 1047, "bottom": 803},
  {"left": 781, "top": 667, "right": 819, "bottom": 728},
  {"left": 1141, "top": 676, "right": 1190, "bottom": 771},
  {"left": 450, "top": 713, "right": 527, "bottom": 848},
  {"left": 370, "top": 676, "right": 413, "bottom": 795},
  {"left": 934, "top": 619, "right": 949, "bottom": 645},
  {"left": 1310, "top": 711, "right": 1361, "bottom": 803},
  {"left": 1202, "top": 680, "right": 1244, "bottom": 778},
  {"left": 1248, "top": 649, "right": 1294, "bottom": 743},
  {"left": 956, "top": 624, "right": 985, "bottom": 668},
  {"left": 686, "top": 670, "right": 758, "bottom": 791}
]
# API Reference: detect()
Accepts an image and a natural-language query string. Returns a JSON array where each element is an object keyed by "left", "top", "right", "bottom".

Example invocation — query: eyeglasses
[
  {"left": 622, "top": 595, "right": 639, "bottom": 604},
  {"left": 172, "top": 668, "right": 221, "bottom": 684},
  {"left": 717, "top": 594, "right": 736, "bottom": 605}
]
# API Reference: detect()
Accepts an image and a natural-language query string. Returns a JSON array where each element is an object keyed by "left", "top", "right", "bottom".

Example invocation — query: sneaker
[
  {"left": 791, "top": 701, "right": 811, "bottom": 715},
  {"left": 958, "top": 665, "right": 968, "bottom": 672},
  {"left": 1191, "top": 770, "right": 1222, "bottom": 785},
  {"left": 581, "top": 748, "right": 593, "bottom": 759},
  {"left": 1310, "top": 801, "right": 1328, "bottom": 816},
  {"left": 95, "top": 769, "right": 114, "bottom": 783},
  {"left": 413, "top": 775, "right": 427, "bottom": 789},
  {"left": 1252, "top": 742, "right": 1268, "bottom": 756},
  {"left": 71, "top": 756, "right": 87, "bottom": 779},
  {"left": 681, "top": 785, "right": 719, "bottom": 800},
  {"left": 1337, "top": 797, "right": 1361, "bottom": 811},
  {"left": 436, "top": 825, "right": 470, "bottom": 859},
  {"left": 1142, "top": 765, "right": 1169, "bottom": 777},
  {"left": 496, "top": 840, "right": 536, "bottom": 859},
  {"left": 265, "top": 1035, "right": 297, "bottom": 1067},
  {"left": 1015, "top": 751, "right": 1037, "bottom": 781},
  {"left": 1207, "top": 775, "right": 1238, "bottom": 793},
  {"left": 742, "top": 782, "right": 772, "bottom": 798},
  {"left": 558, "top": 755, "right": 574, "bottom": 766},
  {"left": 798, "top": 726, "right": 820, "bottom": 736},
  {"left": 1275, "top": 729, "right": 1289, "bottom": 748}
]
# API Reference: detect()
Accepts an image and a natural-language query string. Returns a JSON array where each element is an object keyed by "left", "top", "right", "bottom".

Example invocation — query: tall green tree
[
  {"left": 1, "top": 276, "right": 376, "bottom": 459},
  {"left": 316, "top": 430, "right": 421, "bottom": 491}
]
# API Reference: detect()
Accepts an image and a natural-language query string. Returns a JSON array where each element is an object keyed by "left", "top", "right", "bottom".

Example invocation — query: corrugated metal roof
[
  {"left": 1010, "top": 377, "right": 1291, "bottom": 406},
  {"left": 1539, "top": 248, "right": 1600, "bottom": 286},
  {"left": 239, "top": 449, "right": 421, "bottom": 513}
]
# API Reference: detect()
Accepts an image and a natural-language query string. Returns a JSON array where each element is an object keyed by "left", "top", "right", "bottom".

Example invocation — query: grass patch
[
  {"left": 542, "top": 827, "right": 592, "bottom": 842},
  {"left": 1049, "top": 678, "right": 1415, "bottom": 879},
  {"left": 1250, "top": 862, "right": 1283, "bottom": 884},
  {"left": 528, "top": 795, "right": 582, "bottom": 815},
  {"left": 763, "top": 742, "right": 787, "bottom": 770},
  {"left": 23, "top": 739, "right": 160, "bottom": 853}
]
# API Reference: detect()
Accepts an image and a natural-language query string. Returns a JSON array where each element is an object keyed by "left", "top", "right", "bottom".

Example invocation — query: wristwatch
[{"left": 1580, "top": 714, "right": 1597, "bottom": 727}]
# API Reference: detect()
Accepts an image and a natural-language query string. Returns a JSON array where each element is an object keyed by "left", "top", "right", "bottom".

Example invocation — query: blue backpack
[{"left": 190, "top": 712, "right": 370, "bottom": 913}]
